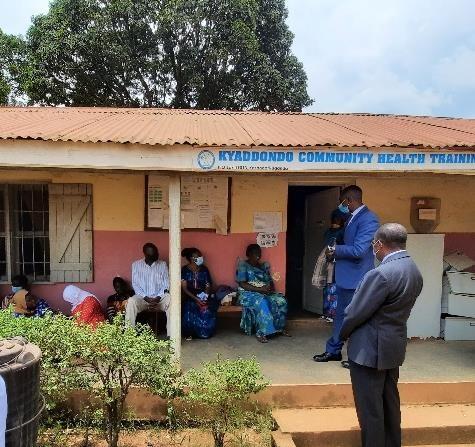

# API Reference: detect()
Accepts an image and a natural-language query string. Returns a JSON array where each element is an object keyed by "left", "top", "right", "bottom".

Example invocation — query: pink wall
[{"left": 0, "top": 231, "right": 287, "bottom": 313}]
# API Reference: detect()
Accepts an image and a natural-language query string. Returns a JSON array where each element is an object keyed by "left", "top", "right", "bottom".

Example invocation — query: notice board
[{"left": 146, "top": 175, "right": 230, "bottom": 233}]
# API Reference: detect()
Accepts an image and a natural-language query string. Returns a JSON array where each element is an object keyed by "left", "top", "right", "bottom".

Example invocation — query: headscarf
[
  {"left": 11, "top": 289, "right": 29, "bottom": 315},
  {"left": 63, "top": 285, "right": 95, "bottom": 311}
]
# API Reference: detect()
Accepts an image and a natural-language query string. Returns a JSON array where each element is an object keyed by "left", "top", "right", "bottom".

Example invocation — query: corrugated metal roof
[{"left": 0, "top": 106, "right": 474, "bottom": 149}]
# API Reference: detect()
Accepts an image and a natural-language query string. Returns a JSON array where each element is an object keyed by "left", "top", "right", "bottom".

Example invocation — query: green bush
[
  {"left": 0, "top": 310, "right": 88, "bottom": 407},
  {"left": 0, "top": 309, "right": 179, "bottom": 447},
  {"left": 179, "top": 357, "right": 271, "bottom": 447}
]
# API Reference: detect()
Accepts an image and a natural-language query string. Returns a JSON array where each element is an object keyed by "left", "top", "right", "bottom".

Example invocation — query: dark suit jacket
[
  {"left": 334, "top": 206, "right": 379, "bottom": 290},
  {"left": 340, "top": 251, "right": 423, "bottom": 370}
]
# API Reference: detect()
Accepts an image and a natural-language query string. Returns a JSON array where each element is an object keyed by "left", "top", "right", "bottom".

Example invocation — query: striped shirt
[{"left": 132, "top": 259, "right": 170, "bottom": 299}]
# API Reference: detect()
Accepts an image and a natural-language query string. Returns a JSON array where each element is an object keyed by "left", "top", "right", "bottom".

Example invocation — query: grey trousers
[{"left": 349, "top": 360, "right": 401, "bottom": 447}]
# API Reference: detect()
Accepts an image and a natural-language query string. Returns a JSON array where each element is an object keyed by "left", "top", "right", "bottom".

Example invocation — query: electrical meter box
[{"left": 410, "top": 197, "right": 441, "bottom": 233}]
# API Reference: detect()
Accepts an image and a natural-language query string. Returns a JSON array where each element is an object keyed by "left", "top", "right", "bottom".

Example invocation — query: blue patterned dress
[
  {"left": 181, "top": 265, "right": 218, "bottom": 339},
  {"left": 236, "top": 261, "right": 288, "bottom": 337}
]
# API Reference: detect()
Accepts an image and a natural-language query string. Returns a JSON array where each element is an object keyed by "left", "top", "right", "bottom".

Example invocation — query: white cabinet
[
  {"left": 406, "top": 234, "right": 445, "bottom": 338},
  {"left": 442, "top": 317, "right": 475, "bottom": 341},
  {"left": 444, "top": 271, "right": 475, "bottom": 340},
  {"left": 447, "top": 294, "right": 475, "bottom": 319}
]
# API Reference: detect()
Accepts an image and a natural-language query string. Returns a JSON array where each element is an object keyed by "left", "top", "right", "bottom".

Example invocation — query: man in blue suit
[{"left": 314, "top": 185, "right": 379, "bottom": 366}]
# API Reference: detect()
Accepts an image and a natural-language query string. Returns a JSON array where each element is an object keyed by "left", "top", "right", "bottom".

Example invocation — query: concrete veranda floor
[{"left": 181, "top": 317, "right": 475, "bottom": 384}]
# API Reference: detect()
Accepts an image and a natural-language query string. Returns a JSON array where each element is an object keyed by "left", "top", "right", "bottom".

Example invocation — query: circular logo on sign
[{"left": 197, "top": 150, "right": 216, "bottom": 170}]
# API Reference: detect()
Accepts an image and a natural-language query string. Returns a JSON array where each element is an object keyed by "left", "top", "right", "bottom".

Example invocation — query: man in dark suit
[
  {"left": 314, "top": 185, "right": 379, "bottom": 365},
  {"left": 340, "top": 223, "right": 423, "bottom": 447}
]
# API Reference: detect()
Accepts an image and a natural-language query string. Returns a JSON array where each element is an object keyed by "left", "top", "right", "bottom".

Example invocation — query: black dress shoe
[{"left": 313, "top": 352, "right": 343, "bottom": 362}]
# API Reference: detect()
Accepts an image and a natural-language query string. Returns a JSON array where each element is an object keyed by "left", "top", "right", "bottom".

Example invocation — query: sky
[{"left": 1, "top": 0, "right": 474, "bottom": 117}]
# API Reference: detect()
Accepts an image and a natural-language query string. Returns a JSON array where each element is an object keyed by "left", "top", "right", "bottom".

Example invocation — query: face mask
[
  {"left": 372, "top": 240, "right": 382, "bottom": 256},
  {"left": 195, "top": 256, "right": 204, "bottom": 266},
  {"left": 11, "top": 286, "right": 22, "bottom": 293},
  {"left": 338, "top": 202, "right": 350, "bottom": 214}
]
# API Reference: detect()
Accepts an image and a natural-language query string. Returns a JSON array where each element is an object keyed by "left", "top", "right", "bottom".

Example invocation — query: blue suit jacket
[{"left": 334, "top": 206, "right": 379, "bottom": 290}]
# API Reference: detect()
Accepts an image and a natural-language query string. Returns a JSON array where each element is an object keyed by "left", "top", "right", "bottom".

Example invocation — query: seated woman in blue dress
[
  {"left": 236, "top": 244, "right": 290, "bottom": 343},
  {"left": 181, "top": 247, "right": 218, "bottom": 340}
]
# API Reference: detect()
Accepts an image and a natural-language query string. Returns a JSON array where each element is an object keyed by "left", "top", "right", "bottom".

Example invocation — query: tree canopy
[{"left": 0, "top": 0, "right": 312, "bottom": 111}]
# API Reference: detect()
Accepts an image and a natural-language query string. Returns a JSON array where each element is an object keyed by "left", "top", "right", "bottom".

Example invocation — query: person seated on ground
[
  {"left": 106, "top": 277, "right": 134, "bottom": 323},
  {"left": 181, "top": 247, "right": 218, "bottom": 340},
  {"left": 236, "top": 244, "right": 290, "bottom": 343},
  {"left": 129, "top": 243, "right": 170, "bottom": 335},
  {"left": 2, "top": 274, "right": 51, "bottom": 317},
  {"left": 63, "top": 285, "right": 105, "bottom": 327}
]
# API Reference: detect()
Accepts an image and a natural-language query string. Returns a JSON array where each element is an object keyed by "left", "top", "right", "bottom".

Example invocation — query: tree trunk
[
  {"left": 212, "top": 429, "right": 225, "bottom": 447},
  {"left": 105, "top": 401, "right": 121, "bottom": 447}
]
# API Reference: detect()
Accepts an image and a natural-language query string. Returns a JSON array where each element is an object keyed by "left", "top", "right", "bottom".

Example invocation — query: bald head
[{"left": 375, "top": 223, "right": 408, "bottom": 250}]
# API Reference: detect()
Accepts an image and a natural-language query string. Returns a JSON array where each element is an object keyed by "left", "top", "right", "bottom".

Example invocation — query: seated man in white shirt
[{"left": 126, "top": 243, "right": 171, "bottom": 336}]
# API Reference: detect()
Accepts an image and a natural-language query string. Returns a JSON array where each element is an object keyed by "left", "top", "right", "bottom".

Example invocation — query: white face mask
[
  {"left": 372, "top": 240, "right": 382, "bottom": 257},
  {"left": 194, "top": 256, "right": 204, "bottom": 266}
]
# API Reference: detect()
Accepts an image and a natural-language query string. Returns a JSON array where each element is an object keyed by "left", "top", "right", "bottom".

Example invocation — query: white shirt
[
  {"left": 382, "top": 250, "right": 406, "bottom": 263},
  {"left": 132, "top": 259, "right": 170, "bottom": 299},
  {"left": 347, "top": 204, "right": 366, "bottom": 226},
  {"left": 0, "top": 376, "right": 6, "bottom": 447}
]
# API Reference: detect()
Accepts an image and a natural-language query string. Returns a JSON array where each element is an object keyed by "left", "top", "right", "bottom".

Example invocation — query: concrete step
[
  {"left": 259, "top": 381, "right": 475, "bottom": 409},
  {"left": 273, "top": 404, "right": 475, "bottom": 447}
]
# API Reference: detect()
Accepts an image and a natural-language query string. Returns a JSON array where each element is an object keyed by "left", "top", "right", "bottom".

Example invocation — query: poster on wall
[
  {"left": 256, "top": 232, "right": 279, "bottom": 248},
  {"left": 253, "top": 212, "right": 282, "bottom": 233},
  {"left": 146, "top": 175, "right": 230, "bottom": 232}
]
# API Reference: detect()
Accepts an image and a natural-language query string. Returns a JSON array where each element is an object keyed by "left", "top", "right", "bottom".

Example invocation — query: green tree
[
  {"left": 11, "top": 0, "right": 312, "bottom": 110},
  {"left": 0, "top": 29, "right": 26, "bottom": 105}
]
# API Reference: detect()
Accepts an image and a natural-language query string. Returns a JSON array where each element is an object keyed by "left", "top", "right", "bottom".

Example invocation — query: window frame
[{"left": 0, "top": 183, "right": 52, "bottom": 285}]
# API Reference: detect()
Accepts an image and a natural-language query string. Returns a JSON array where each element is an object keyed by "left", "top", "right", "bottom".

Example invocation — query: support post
[{"left": 168, "top": 174, "right": 181, "bottom": 362}]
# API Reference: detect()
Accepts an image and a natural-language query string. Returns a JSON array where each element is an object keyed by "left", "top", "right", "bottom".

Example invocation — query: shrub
[
  {"left": 0, "top": 310, "right": 88, "bottom": 408},
  {"left": 0, "top": 310, "right": 179, "bottom": 447},
  {"left": 179, "top": 357, "right": 270, "bottom": 447}
]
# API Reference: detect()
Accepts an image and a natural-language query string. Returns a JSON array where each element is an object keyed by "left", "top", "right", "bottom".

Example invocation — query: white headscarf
[{"left": 63, "top": 285, "right": 95, "bottom": 311}]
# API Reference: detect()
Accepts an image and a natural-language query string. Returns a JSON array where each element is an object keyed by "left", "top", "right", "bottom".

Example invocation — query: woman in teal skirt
[{"left": 236, "top": 244, "right": 290, "bottom": 343}]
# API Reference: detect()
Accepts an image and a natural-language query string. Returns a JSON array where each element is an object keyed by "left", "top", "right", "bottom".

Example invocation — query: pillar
[{"left": 168, "top": 174, "right": 181, "bottom": 361}]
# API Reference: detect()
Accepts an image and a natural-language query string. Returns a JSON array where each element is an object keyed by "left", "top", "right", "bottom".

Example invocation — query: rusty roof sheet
[{"left": 0, "top": 107, "right": 474, "bottom": 149}]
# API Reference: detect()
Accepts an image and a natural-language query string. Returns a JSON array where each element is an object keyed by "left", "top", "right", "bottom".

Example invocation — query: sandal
[
  {"left": 280, "top": 330, "right": 292, "bottom": 337},
  {"left": 256, "top": 334, "right": 269, "bottom": 343}
]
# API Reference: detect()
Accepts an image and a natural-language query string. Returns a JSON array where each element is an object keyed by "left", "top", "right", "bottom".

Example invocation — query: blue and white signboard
[{"left": 195, "top": 148, "right": 475, "bottom": 172}]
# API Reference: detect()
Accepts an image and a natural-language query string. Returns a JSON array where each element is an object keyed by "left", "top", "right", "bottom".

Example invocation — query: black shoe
[
  {"left": 313, "top": 352, "right": 342, "bottom": 362},
  {"left": 341, "top": 360, "right": 350, "bottom": 369}
]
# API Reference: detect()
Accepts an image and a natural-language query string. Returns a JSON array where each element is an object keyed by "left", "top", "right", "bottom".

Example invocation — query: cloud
[
  {"left": 286, "top": 0, "right": 475, "bottom": 117},
  {"left": 434, "top": 47, "right": 475, "bottom": 90}
]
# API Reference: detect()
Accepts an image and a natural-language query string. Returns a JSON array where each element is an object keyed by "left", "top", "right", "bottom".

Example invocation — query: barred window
[
  {"left": 0, "top": 185, "right": 50, "bottom": 282},
  {"left": 0, "top": 183, "right": 93, "bottom": 284}
]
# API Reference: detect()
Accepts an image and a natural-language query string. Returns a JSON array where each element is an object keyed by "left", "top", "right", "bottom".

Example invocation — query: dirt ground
[{"left": 39, "top": 428, "right": 270, "bottom": 447}]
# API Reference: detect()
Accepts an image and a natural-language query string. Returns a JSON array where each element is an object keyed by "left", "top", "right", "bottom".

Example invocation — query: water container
[{"left": 0, "top": 338, "right": 42, "bottom": 447}]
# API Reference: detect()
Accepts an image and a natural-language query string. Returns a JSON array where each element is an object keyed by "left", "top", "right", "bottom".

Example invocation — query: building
[{"left": 1, "top": 107, "right": 474, "bottom": 358}]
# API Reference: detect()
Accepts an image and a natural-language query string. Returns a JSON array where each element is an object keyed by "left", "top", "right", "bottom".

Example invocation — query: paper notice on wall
[
  {"left": 148, "top": 209, "right": 164, "bottom": 228},
  {"left": 182, "top": 210, "right": 199, "bottom": 228},
  {"left": 257, "top": 232, "right": 279, "bottom": 248},
  {"left": 148, "top": 185, "right": 165, "bottom": 209},
  {"left": 253, "top": 212, "right": 282, "bottom": 233},
  {"left": 214, "top": 215, "right": 227, "bottom": 235},
  {"left": 147, "top": 174, "right": 229, "bottom": 230}
]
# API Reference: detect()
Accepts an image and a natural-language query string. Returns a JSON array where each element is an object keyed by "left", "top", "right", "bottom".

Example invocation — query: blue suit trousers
[{"left": 325, "top": 287, "right": 355, "bottom": 355}]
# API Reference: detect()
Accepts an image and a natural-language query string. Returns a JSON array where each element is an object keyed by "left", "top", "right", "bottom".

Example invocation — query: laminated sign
[{"left": 257, "top": 232, "right": 279, "bottom": 248}]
